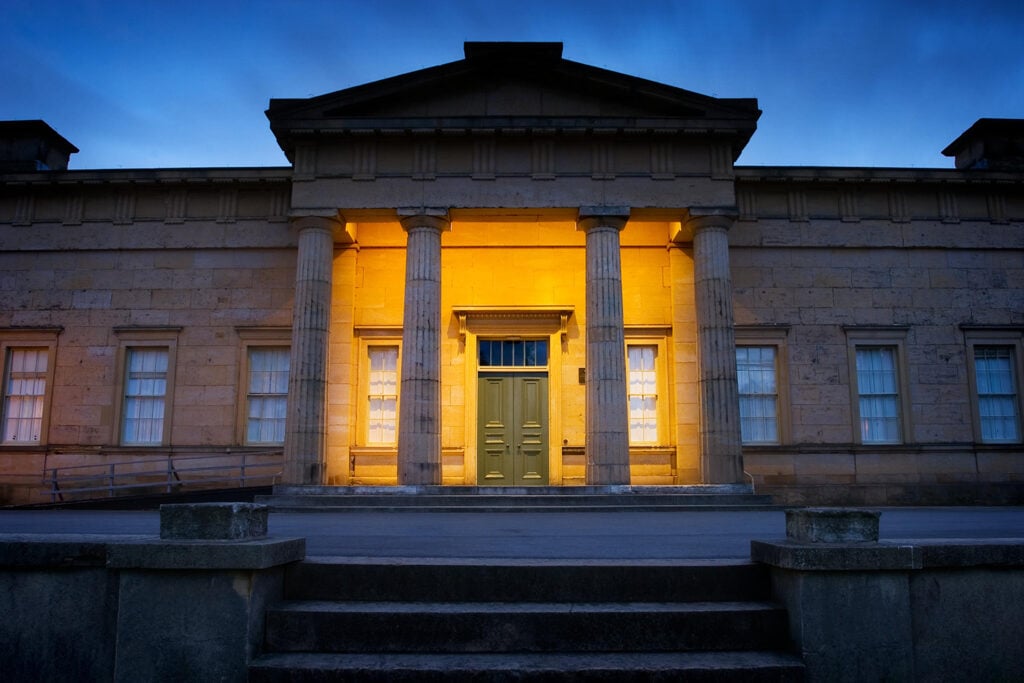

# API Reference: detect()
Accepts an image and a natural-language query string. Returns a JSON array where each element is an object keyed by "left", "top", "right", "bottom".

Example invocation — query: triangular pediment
[
  {"left": 321, "top": 75, "right": 705, "bottom": 120},
  {"left": 267, "top": 42, "right": 759, "bottom": 157}
]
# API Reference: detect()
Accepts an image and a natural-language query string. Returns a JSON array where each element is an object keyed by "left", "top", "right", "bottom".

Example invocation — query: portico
[{"left": 269, "top": 42, "right": 760, "bottom": 488}]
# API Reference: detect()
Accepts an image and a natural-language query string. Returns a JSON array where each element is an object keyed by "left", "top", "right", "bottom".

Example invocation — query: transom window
[
  {"left": 974, "top": 346, "right": 1021, "bottom": 442},
  {"left": 2, "top": 347, "right": 48, "bottom": 443},
  {"left": 478, "top": 339, "right": 548, "bottom": 368},
  {"left": 737, "top": 346, "right": 779, "bottom": 444}
]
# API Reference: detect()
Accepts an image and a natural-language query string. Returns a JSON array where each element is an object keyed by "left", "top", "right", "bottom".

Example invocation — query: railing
[{"left": 44, "top": 450, "right": 283, "bottom": 503}]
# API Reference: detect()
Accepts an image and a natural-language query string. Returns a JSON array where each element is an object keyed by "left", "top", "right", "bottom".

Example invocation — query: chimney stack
[
  {"left": 0, "top": 120, "right": 79, "bottom": 172},
  {"left": 942, "top": 118, "right": 1024, "bottom": 171}
]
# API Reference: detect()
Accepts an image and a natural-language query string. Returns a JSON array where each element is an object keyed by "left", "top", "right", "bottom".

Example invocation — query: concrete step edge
[
  {"left": 249, "top": 650, "right": 806, "bottom": 676},
  {"left": 262, "top": 504, "right": 781, "bottom": 513},
  {"left": 268, "top": 599, "right": 785, "bottom": 614}
]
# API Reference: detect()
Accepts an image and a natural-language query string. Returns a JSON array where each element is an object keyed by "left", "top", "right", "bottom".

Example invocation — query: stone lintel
[
  {"left": 160, "top": 502, "right": 269, "bottom": 541},
  {"left": 786, "top": 507, "right": 880, "bottom": 543}
]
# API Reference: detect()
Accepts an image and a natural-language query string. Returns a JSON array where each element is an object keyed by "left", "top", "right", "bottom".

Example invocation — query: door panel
[
  {"left": 478, "top": 377, "right": 512, "bottom": 482},
  {"left": 516, "top": 376, "right": 547, "bottom": 482},
  {"left": 477, "top": 373, "right": 548, "bottom": 485}
]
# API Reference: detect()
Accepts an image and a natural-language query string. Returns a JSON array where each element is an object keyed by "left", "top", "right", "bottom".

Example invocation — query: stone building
[{"left": 1, "top": 43, "right": 1022, "bottom": 505}]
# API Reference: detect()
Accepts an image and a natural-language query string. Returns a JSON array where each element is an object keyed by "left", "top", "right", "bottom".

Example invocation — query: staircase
[
  {"left": 249, "top": 558, "right": 804, "bottom": 681},
  {"left": 255, "top": 484, "right": 777, "bottom": 512}
]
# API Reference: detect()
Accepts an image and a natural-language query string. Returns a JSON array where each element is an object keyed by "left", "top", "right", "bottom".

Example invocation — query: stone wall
[
  {"left": 0, "top": 172, "right": 295, "bottom": 504},
  {"left": 733, "top": 170, "right": 1024, "bottom": 504}
]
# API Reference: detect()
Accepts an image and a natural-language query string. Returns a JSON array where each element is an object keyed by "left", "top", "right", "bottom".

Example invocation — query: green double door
[{"left": 477, "top": 372, "right": 549, "bottom": 485}]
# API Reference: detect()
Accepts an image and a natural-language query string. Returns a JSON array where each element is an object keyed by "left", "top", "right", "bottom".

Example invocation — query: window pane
[
  {"left": 627, "top": 345, "right": 658, "bottom": 444},
  {"left": 122, "top": 347, "right": 168, "bottom": 445},
  {"left": 855, "top": 347, "right": 900, "bottom": 443},
  {"left": 368, "top": 346, "right": 399, "bottom": 445},
  {"left": 3, "top": 348, "right": 48, "bottom": 443},
  {"left": 246, "top": 347, "right": 289, "bottom": 444},
  {"left": 737, "top": 346, "right": 779, "bottom": 444},
  {"left": 975, "top": 347, "right": 1021, "bottom": 442}
]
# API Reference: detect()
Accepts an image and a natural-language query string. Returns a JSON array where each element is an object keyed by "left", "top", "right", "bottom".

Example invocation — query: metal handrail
[{"left": 44, "top": 450, "right": 283, "bottom": 503}]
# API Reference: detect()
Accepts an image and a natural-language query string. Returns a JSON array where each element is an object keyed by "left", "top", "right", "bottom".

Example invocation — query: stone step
[
  {"left": 285, "top": 559, "right": 773, "bottom": 603},
  {"left": 255, "top": 485, "right": 776, "bottom": 511},
  {"left": 273, "top": 485, "right": 759, "bottom": 495},
  {"left": 253, "top": 558, "right": 802, "bottom": 682},
  {"left": 264, "top": 600, "right": 791, "bottom": 654},
  {"left": 263, "top": 502, "right": 779, "bottom": 513},
  {"left": 249, "top": 651, "right": 806, "bottom": 682}
]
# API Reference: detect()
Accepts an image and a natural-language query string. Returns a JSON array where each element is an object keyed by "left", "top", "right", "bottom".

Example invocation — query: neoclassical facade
[{"left": 1, "top": 43, "right": 1022, "bottom": 505}]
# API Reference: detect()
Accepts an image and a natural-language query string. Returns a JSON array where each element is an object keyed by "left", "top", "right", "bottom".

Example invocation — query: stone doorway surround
[{"left": 457, "top": 306, "right": 571, "bottom": 486}]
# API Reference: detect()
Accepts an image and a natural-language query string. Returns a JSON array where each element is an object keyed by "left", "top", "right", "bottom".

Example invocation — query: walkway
[{"left": 1, "top": 507, "right": 1022, "bottom": 559}]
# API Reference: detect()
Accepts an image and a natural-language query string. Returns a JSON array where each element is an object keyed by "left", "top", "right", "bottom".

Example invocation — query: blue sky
[{"left": 2, "top": 0, "right": 1022, "bottom": 170}]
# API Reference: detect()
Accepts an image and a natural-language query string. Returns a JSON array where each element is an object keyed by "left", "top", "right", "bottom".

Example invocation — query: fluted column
[
  {"left": 283, "top": 214, "right": 338, "bottom": 485},
  {"left": 397, "top": 209, "right": 451, "bottom": 485},
  {"left": 578, "top": 207, "right": 631, "bottom": 485},
  {"left": 690, "top": 211, "right": 744, "bottom": 484}
]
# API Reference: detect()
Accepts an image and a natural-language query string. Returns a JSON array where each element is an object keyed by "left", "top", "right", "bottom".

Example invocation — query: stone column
[
  {"left": 283, "top": 214, "right": 337, "bottom": 485},
  {"left": 689, "top": 211, "right": 744, "bottom": 484},
  {"left": 578, "top": 207, "right": 631, "bottom": 485},
  {"left": 397, "top": 209, "right": 450, "bottom": 485}
]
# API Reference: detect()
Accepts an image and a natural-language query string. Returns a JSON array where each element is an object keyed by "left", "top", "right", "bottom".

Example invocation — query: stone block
[
  {"left": 0, "top": 567, "right": 119, "bottom": 682},
  {"left": 160, "top": 502, "right": 268, "bottom": 540},
  {"left": 769, "top": 569, "right": 915, "bottom": 683},
  {"left": 786, "top": 507, "right": 880, "bottom": 543}
]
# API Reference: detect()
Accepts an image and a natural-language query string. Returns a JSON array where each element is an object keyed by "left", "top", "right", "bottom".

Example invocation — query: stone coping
[
  {"left": 0, "top": 533, "right": 305, "bottom": 570},
  {"left": 751, "top": 538, "right": 1024, "bottom": 571}
]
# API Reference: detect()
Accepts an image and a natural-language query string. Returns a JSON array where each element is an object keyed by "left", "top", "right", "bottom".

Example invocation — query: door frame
[{"left": 455, "top": 306, "right": 572, "bottom": 486}]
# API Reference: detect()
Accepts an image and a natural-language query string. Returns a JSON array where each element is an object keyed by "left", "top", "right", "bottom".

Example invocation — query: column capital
[
  {"left": 577, "top": 206, "right": 630, "bottom": 232},
  {"left": 289, "top": 211, "right": 355, "bottom": 243},
  {"left": 670, "top": 207, "right": 737, "bottom": 243},
  {"left": 398, "top": 208, "right": 451, "bottom": 233},
  {"left": 684, "top": 207, "right": 737, "bottom": 231}
]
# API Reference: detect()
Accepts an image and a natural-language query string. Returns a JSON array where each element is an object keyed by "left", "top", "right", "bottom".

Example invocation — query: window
[
  {"left": 973, "top": 346, "right": 1021, "bottom": 443},
  {"left": 121, "top": 347, "right": 169, "bottom": 445},
  {"left": 2, "top": 347, "right": 49, "bottom": 443},
  {"left": 367, "top": 346, "right": 399, "bottom": 445},
  {"left": 855, "top": 347, "right": 901, "bottom": 443},
  {"left": 245, "top": 347, "right": 289, "bottom": 445},
  {"left": 846, "top": 328, "right": 910, "bottom": 445},
  {"left": 627, "top": 345, "right": 658, "bottom": 444},
  {"left": 735, "top": 327, "right": 789, "bottom": 445},
  {"left": 113, "top": 327, "right": 179, "bottom": 447},
  {"left": 478, "top": 339, "right": 548, "bottom": 368},
  {"left": 736, "top": 346, "right": 779, "bottom": 444},
  {"left": 1, "top": 330, "right": 59, "bottom": 446}
]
